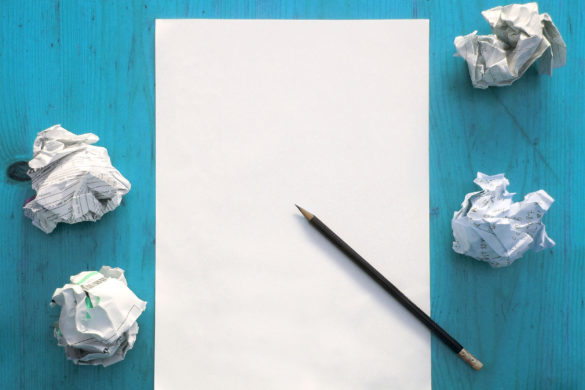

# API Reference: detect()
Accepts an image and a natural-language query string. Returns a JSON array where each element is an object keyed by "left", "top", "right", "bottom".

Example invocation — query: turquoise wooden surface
[{"left": 0, "top": 1, "right": 582, "bottom": 389}]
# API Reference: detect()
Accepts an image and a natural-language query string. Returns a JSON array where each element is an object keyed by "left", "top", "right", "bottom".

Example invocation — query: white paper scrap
[
  {"left": 452, "top": 172, "right": 555, "bottom": 267},
  {"left": 23, "top": 124, "right": 131, "bottom": 233},
  {"left": 51, "top": 266, "right": 146, "bottom": 367},
  {"left": 454, "top": 2, "right": 566, "bottom": 88}
]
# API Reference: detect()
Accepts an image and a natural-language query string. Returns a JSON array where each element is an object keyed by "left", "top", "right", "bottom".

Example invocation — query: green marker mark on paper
[
  {"left": 84, "top": 294, "right": 100, "bottom": 320},
  {"left": 84, "top": 295, "right": 93, "bottom": 319},
  {"left": 77, "top": 271, "right": 102, "bottom": 320},
  {"left": 76, "top": 271, "right": 99, "bottom": 285}
]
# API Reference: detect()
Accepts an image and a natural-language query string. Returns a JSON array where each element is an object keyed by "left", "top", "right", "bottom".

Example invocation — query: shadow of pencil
[{"left": 294, "top": 214, "right": 431, "bottom": 347}]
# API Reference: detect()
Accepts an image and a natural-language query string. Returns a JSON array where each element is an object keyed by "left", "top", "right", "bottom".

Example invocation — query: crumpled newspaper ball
[
  {"left": 454, "top": 2, "right": 566, "bottom": 88},
  {"left": 23, "top": 124, "right": 131, "bottom": 233},
  {"left": 51, "top": 266, "right": 147, "bottom": 367},
  {"left": 452, "top": 172, "right": 555, "bottom": 267}
]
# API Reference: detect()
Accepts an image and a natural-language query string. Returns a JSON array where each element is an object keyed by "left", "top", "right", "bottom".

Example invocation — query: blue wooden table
[{"left": 1, "top": 1, "right": 583, "bottom": 389}]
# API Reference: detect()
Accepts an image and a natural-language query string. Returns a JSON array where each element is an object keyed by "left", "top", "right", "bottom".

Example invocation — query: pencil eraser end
[{"left": 458, "top": 348, "right": 483, "bottom": 370}]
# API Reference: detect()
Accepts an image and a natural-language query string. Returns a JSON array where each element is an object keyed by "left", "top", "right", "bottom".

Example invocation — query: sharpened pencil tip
[{"left": 295, "top": 205, "right": 314, "bottom": 221}]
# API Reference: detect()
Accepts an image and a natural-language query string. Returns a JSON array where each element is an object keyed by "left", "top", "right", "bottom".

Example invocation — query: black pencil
[{"left": 296, "top": 205, "right": 483, "bottom": 370}]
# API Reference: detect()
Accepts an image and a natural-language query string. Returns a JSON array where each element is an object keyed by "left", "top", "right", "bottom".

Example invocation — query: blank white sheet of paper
[{"left": 156, "top": 19, "right": 429, "bottom": 389}]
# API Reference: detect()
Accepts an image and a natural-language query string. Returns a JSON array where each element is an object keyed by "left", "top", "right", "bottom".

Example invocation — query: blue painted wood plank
[
  {"left": 0, "top": 1, "right": 156, "bottom": 389},
  {"left": 0, "top": 1, "right": 582, "bottom": 389},
  {"left": 428, "top": 1, "right": 585, "bottom": 388}
]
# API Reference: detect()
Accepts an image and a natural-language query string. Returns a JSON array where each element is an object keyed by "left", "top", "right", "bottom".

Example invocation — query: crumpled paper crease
[
  {"left": 452, "top": 172, "right": 555, "bottom": 267},
  {"left": 23, "top": 124, "right": 131, "bottom": 233},
  {"left": 454, "top": 2, "right": 566, "bottom": 88},
  {"left": 51, "top": 266, "right": 147, "bottom": 366}
]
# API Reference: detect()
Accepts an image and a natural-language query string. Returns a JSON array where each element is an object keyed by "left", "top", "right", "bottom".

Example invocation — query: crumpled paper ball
[
  {"left": 454, "top": 2, "right": 566, "bottom": 88},
  {"left": 452, "top": 172, "right": 555, "bottom": 267},
  {"left": 51, "top": 266, "right": 147, "bottom": 367},
  {"left": 23, "top": 124, "right": 131, "bottom": 233}
]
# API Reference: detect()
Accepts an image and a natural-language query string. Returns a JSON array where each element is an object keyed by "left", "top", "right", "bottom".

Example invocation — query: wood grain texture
[{"left": 0, "top": 1, "right": 582, "bottom": 389}]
